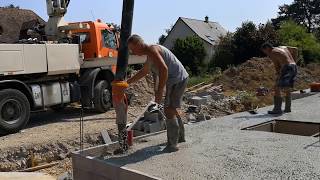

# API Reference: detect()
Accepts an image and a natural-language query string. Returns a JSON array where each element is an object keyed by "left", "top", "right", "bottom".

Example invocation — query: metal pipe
[
  {"left": 46, "top": 0, "right": 54, "bottom": 16},
  {"left": 115, "top": 0, "right": 135, "bottom": 80}
]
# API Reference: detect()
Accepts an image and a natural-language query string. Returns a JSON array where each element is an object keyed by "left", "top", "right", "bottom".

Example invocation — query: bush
[
  {"left": 187, "top": 75, "right": 213, "bottom": 87},
  {"left": 271, "top": 0, "right": 320, "bottom": 33},
  {"left": 232, "top": 21, "right": 259, "bottom": 64},
  {"left": 187, "top": 72, "right": 222, "bottom": 87},
  {"left": 172, "top": 36, "right": 207, "bottom": 76},
  {"left": 210, "top": 22, "right": 280, "bottom": 70},
  {"left": 314, "top": 28, "right": 320, "bottom": 42},
  {"left": 2, "top": 4, "right": 19, "bottom": 8},
  {"left": 278, "top": 20, "right": 320, "bottom": 63},
  {"left": 233, "top": 21, "right": 280, "bottom": 64},
  {"left": 210, "top": 33, "right": 235, "bottom": 70},
  {"left": 257, "top": 22, "right": 281, "bottom": 48}
]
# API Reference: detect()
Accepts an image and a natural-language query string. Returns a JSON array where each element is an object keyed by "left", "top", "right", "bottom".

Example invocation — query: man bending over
[
  {"left": 261, "top": 42, "right": 298, "bottom": 114},
  {"left": 127, "top": 35, "right": 189, "bottom": 152}
]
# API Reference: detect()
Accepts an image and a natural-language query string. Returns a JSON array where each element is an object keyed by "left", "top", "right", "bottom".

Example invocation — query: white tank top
[{"left": 146, "top": 45, "right": 189, "bottom": 85}]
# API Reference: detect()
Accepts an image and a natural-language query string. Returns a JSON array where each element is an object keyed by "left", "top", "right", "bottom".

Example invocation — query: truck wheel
[
  {"left": 94, "top": 80, "right": 112, "bottom": 113},
  {"left": 0, "top": 89, "right": 30, "bottom": 134}
]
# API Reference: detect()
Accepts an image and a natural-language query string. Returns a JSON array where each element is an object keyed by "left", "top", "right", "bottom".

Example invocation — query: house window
[
  {"left": 101, "top": 29, "right": 117, "bottom": 49},
  {"left": 206, "top": 35, "right": 215, "bottom": 42}
]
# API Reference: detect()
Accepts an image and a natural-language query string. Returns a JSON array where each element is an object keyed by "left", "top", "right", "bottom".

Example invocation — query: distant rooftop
[{"left": 180, "top": 17, "right": 227, "bottom": 45}]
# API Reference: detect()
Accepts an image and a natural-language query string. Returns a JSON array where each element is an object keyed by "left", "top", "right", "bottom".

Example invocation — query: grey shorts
[
  {"left": 277, "top": 64, "right": 298, "bottom": 88},
  {"left": 165, "top": 78, "right": 188, "bottom": 108}
]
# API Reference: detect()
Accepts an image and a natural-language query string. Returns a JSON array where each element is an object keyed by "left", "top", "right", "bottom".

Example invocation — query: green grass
[{"left": 187, "top": 74, "right": 221, "bottom": 87}]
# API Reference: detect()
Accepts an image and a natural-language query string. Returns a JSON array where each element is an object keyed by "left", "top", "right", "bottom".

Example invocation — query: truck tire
[
  {"left": 94, "top": 80, "right": 112, "bottom": 113},
  {"left": 0, "top": 89, "right": 30, "bottom": 134}
]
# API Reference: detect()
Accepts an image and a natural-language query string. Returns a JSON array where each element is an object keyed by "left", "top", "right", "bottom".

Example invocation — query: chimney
[{"left": 205, "top": 16, "right": 209, "bottom": 23}]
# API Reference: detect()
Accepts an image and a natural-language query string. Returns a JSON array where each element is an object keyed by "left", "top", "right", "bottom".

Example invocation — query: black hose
[{"left": 66, "top": 0, "right": 70, "bottom": 7}]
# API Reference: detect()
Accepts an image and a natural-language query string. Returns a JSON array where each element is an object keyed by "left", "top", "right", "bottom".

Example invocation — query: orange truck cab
[{"left": 71, "top": 20, "right": 119, "bottom": 72}]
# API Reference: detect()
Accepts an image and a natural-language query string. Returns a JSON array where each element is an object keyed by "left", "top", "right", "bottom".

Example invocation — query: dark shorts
[
  {"left": 277, "top": 64, "right": 298, "bottom": 88},
  {"left": 165, "top": 78, "right": 188, "bottom": 108}
]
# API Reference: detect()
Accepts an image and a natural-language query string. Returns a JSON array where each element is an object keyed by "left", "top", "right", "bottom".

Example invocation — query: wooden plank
[
  {"left": 190, "top": 83, "right": 214, "bottom": 93},
  {"left": 186, "top": 82, "right": 206, "bottom": 92},
  {"left": 18, "top": 162, "right": 59, "bottom": 172}
]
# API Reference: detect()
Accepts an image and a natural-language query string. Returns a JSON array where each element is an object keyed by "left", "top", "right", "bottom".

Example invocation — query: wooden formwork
[{"left": 72, "top": 131, "right": 165, "bottom": 180}]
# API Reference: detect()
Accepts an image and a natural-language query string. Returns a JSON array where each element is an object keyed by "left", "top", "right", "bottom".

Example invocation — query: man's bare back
[
  {"left": 269, "top": 47, "right": 296, "bottom": 73},
  {"left": 261, "top": 42, "right": 298, "bottom": 114}
]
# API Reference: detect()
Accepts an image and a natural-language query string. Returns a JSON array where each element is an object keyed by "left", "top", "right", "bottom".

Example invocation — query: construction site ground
[
  {"left": 0, "top": 77, "right": 155, "bottom": 177},
  {"left": 211, "top": 58, "right": 320, "bottom": 107},
  {"left": 0, "top": 106, "right": 145, "bottom": 175},
  {"left": 1, "top": 59, "right": 320, "bottom": 178},
  {"left": 101, "top": 93, "right": 320, "bottom": 180}
]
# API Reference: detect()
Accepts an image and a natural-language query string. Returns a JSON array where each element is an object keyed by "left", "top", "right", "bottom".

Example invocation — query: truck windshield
[{"left": 101, "top": 29, "right": 117, "bottom": 49}]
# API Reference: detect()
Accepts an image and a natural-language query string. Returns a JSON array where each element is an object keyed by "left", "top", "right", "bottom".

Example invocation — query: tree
[
  {"left": 272, "top": 0, "right": 320, "bottom": 33},
  {"left": 172, "top": 36, "right": 207, "bottom": 76},
  {"left": 232, "top": 21, "right": 280, "bottom": 64},
  {"left": 232, "top": 21, "right": 259, "bottom": 64},
  {"left": 278, "top": 20, "right": 320, "bottom": 63},
  {"left": 158, "top": 25, "right": 173, "bottom": 45},
  {"left": 158, "top": 34, "right": 166, "bottom": 45},
  {"left": 314, "top": 27, "right": 320, "bottom": 41},
  {"left": 210, "top": 33, "right": 235, "bottom": 70},
  {"left": 257, "top": 22, "right": 280, "bottom": 48},
  {"left": 110, "top": 23, "right": 120, "bottom": 32},
  {"left": 210, "top": 21, "right": 280, "bottom": 69},
  {"left": 2, "top": 4, "right": 20, "bottom": 9}
]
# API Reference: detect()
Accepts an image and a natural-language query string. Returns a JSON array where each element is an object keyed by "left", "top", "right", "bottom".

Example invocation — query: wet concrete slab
[
  {"left": 0, "top": 172, "right": 55, "bottom": 180},
  {"left": 101, "top": 93, "right": 320, "bottom": 179}
]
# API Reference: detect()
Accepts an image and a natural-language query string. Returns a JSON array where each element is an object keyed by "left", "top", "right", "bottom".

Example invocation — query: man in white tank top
[{"left": 127, "top": 35, "right": 189, "bottom": 153}]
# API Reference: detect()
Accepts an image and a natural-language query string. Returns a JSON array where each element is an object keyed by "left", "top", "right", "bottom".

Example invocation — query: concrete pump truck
[{"left": 0, "top": 0, "right": 144, "bottom": 134}]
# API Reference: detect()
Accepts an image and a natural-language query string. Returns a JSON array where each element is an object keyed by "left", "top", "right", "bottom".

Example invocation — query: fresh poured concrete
[{"left": 102, "top": 94, "right": 320, "bottom": 180}]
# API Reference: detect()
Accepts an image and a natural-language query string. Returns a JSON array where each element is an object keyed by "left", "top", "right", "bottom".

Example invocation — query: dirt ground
[
  {"left": 0, "top": 77, "right": 154, "bottom": 177},
  {"left": 0, "top": 106, "right": 149, "bottom": 176},
  {"left": 217, "top": 58, "right": 320, "bottom": 92},
  {"left": 1, "top": 59, "right": 320, "bottom": 178},
  {"left": 213, "top": 58, "right": 320, "bottom": 107}
]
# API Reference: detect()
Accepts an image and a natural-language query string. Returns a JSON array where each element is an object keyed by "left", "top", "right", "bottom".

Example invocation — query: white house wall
[
  {"left": 163, "top": 19, "right": 217, "bottom": 64},
  {"left": 203, "top": 41, "right": 215, "bottom": 63},
  {"left": 163, "top": 19, "right": 196, "bottom": 50}
]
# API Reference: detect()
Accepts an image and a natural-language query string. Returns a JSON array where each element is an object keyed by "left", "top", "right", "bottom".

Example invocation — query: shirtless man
[
  {"left": 261, "top": 42, "right": 298, "bottom": 114},
  {"left": 126, "top": 35, "right": 189, "bottom": 152}
]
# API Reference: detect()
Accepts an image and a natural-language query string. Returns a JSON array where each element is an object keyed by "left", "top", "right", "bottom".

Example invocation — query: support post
[
  {"left": 115, "top": 0, "right": 135, "bottom": 80},
  {"left": 113, "top": 0, "right": 135, "bottom": 153}
]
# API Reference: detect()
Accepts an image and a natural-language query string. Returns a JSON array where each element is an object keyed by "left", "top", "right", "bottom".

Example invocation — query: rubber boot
[
  {"left": 268, "top": 96, "right": 283, "bottom": 114},
  {"left": 114, "top": 124, "right": 129, "bottom": 154},
  {"left": 177, "top": 115, "right": 186, "bottom": 143},
  {"left": 163, "top": 119, "right": 179, "bottom": 153},
  {"left": 284, "top": 95, "right": 291, "bottom": 113}
]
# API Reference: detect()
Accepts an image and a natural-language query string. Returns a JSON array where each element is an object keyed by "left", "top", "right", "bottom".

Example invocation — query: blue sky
[{"left": 1, "top": 0, "right": 293, "bottom": 43}]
